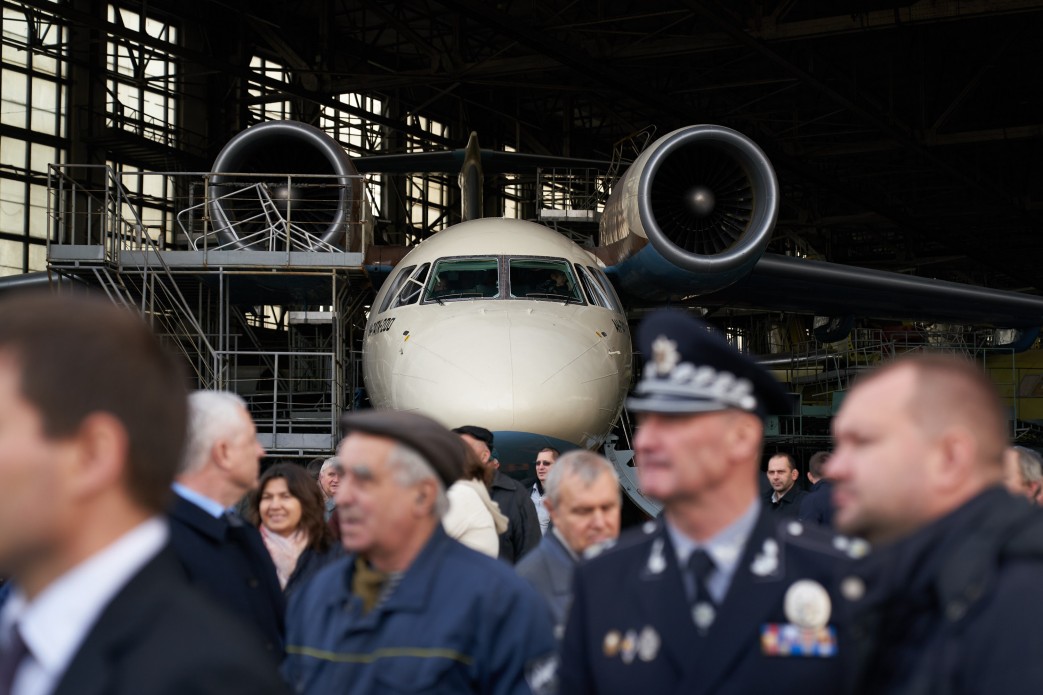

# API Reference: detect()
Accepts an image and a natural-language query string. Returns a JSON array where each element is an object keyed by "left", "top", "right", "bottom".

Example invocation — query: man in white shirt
[
  {"left": 0, "top": 292, "right": 285, "bottom": 695},
  {"left": 529, "top": 447, "right": 560, "bottom": 535}
]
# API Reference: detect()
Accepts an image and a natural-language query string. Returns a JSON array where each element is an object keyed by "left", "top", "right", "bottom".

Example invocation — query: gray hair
[
  {"left": 546, "top": 450, "right": 619, "bottom": 507},
  {"left": 179, "top": 391, "right": 251, "bottom": 475},
  {"left": 386, "top": 442, "right": 449, "bottom": 519},
  {"left": 319, "top": 456, "right": 339, "bottom": 474},
  {"left": 1014, "top": 446, "right": 1043, "bottom": 486}
]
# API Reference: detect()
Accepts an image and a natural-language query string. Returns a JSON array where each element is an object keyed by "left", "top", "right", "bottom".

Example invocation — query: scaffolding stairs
[{"left": 46, "top": 164, "right": 372, "bottom": 458}]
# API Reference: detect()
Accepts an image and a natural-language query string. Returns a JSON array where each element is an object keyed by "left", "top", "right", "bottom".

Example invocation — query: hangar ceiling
[{"left": 19, "top": 0, "right": 1043, "bottom": 296}]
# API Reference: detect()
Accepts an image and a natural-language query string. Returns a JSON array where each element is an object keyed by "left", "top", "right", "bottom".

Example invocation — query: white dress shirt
[{"left": 0, "top": 518, "right": 168, "bottom": 695}]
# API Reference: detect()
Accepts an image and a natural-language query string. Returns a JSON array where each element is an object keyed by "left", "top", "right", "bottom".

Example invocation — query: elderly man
[
  {"left": 828, "top": 354, "right": 1043, "bottom": 693},
  {"left": 560, "top": 309, "right": 848, "bottom": 694},
  {"left": 0, "top": 293, "right": 284, "bottom": 695},
  {"left": 453, "top": 425, "right": 541, "bottom": 563},
  {"left": 1003, "top": 445, "right": 1043, "bottom": 503},
  {"left": 169, "top": 391, "right": 285, "bottom": 658},
  {"left": 283, "top": 410, "right": 556, "bottom": 694},
  {"left": 516, "top": 450, "right": 620, "bottom": 638},
  {"left": 318, "top": 456, "right": 340, "bottom": 520}
]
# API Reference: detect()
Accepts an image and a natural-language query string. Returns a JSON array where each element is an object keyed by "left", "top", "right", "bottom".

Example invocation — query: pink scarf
[{"left": 260, "top": 525, "right": 309, "bottom": 589}]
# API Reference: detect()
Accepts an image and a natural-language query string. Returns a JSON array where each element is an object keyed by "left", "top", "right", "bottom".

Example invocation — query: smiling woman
[{"left": 247, "top": 463, "right": 342, "bottom": 595}]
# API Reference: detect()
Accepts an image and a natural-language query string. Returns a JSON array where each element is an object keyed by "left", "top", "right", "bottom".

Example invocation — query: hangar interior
[{"left": 3, "top": 0, "right": 1043, "bottom": 460}]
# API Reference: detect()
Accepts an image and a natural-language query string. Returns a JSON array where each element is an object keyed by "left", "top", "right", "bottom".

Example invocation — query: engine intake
[
  {"left": 600, "top": 125, "right": 778, "bottom": 297},
  {"left": 208, "top": 121, "right": 361, "bottom": 250}
]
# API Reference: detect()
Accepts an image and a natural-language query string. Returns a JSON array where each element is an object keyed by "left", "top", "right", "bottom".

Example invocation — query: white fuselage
[{"left": 363, "top": 218, "right": 632, "bottom": 461}]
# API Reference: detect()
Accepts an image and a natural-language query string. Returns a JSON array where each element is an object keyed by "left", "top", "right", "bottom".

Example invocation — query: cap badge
[{"left": 651, "top": 335, "right": 681, "bottom": 376}]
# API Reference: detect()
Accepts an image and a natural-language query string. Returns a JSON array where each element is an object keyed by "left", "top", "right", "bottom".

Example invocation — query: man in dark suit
[
  {"left": 169, "top": 390, "right": 285, "bottom": 659},
  {"left": 765, "top": 452, "right": 806, "bottom": 518},
  {"left": 0, "top": 293, "right": 284, "bottom": 695},
  {"left": 516, "top": 450, "right": 621, "bottom": 639},
  {"left": 798, "top": 451, "right": 834, "bottom": 526},
  {"left": 560, "top": 309, "right": 849, "bottom": 694}
]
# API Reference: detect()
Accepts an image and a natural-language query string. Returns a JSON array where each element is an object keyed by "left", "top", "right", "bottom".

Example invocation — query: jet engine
[
  {"left": 208, "top": 121, "right": 361, "bottom": 250},
  {"left": 599, "top": 125, "right": 778, "bottom": 301}
]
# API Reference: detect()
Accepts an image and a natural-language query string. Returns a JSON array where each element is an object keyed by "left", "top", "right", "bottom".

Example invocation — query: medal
[
  {"left": 783, "top": 580, "right": 831, "bottom": 630},
  {"left": 637, "top": 626, "right": 660, "bottom": 662},
  {"left": 602, "top": 630, "right": 621, "bottom": 658}
]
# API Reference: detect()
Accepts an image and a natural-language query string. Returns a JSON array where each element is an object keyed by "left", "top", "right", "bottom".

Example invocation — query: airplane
[{"left": 86, "top": 120, "right": 1043, "bottom": 481}]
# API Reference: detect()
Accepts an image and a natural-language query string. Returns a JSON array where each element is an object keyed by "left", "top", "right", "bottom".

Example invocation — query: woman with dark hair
[
  {"left": 443, "top": 446, "right": 508, "bottom": 557},
  {"left": 248, "top": 463, "right": 341, "bottom": 595}
]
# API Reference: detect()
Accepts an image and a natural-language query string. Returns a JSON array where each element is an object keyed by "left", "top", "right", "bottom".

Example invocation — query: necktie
[
  {"left": 0, "top": 625, "right": 29, "bottom": 693},
  {"left": 688, "top": 549, "right": 717, "bottom": 633}
]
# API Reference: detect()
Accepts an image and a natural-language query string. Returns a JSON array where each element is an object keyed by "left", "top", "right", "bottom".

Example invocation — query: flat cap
[
  {"left": 626, "top": 309, "right": 792, "bottom": 419},
  {"left": 451, "top": 425, "right": 494, "bottom": 448},
  {"left": 340, "top": 409, "right": 465, "bottom": 489}
]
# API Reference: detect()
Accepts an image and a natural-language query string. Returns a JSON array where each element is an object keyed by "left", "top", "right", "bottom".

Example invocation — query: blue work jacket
[{"left": 283, "top": 526, "right": 557, "bottom": 694}]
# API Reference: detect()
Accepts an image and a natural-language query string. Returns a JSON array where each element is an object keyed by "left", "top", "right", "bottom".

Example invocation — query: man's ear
[
  {"left": 69, "top": 412, "right": 129, "bottom": 499},
  {"left": 413, "top": 478, "right": 439, "bottom": 517}
]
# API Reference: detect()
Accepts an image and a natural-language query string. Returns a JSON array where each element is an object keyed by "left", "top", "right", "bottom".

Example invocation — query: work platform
[{"left": 44, "top": 164, "right": 376, "bottom": 458}]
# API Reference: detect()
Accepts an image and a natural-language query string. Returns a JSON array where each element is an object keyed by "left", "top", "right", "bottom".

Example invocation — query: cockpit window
[
  {"left": 508, "top": 258, "right": 583, "bottom": 303},
  {"left": 579, "top": 265, "right": 623, "bottom": 312},
  {"left": 390, "top": 263, "right": 431, "bottom": 309},
  {"left": 378, "top": 264, "right": 414, "bottom": 313},
  {"left": 425, "top": 257, "right": 500, "bottom": 302}
]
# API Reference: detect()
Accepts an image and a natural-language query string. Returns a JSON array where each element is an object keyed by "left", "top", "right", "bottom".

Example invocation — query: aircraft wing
[
  {"left": 703, "top": 254, "right": 1043, "bottom": 327},
  {"left": 597, "top": 124, "right": 1043, "bottom": 330}
]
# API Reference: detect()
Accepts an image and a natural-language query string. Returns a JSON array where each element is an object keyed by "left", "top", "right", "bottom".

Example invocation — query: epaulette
[{"left": 776, "top": 518, "right": 871, "bottom": 560}]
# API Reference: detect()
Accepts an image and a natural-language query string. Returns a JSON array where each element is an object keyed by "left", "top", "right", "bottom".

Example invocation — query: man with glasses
[{"left": 526, "top": 448, "right": 560, "bottom": 536}]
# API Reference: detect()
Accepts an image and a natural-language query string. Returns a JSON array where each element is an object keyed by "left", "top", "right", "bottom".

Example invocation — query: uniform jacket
[
  {"left": 168, "top": 495, "right": 286, "bottom": 658},
  {"left": 841, "top": 486, "right": 1043, "bottom": 695},
  {"left": 51, "top": 547, "right": 288, "bottom": 695},
  {"left": 560, "top": 510, "right": 848, "bottom": 695},
  {"left": 515, "top": 529, "right": 576, "bottom": 636},
  {"left": 798, "top": 480, "right": 834, "bottom": 527},
  {"left": 491, "top": 471, "right": 541, "bottom": 563},
  {"left": 283, "top": 526, "right": 557, "bottom": 694}
]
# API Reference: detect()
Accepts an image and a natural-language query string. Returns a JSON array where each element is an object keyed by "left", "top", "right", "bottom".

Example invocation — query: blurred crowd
[{"left": 2, "top": 294, "right": 1043, "bottom": 694}]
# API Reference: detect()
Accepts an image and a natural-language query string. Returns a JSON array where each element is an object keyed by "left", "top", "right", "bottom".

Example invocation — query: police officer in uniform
[{"left": 560, "top": 309, "right": 850, "bottom": 694}]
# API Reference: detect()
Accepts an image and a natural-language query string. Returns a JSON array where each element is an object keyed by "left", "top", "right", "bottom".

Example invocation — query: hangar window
[
  {"left": 0, "top": 5, "right": 67, "bottom": 275},
  {"left": 508, "top": 258, "right": 582, "bottom": 304},
  {"left": 425, "top": 257, "right": 499, "bottom": 301}
]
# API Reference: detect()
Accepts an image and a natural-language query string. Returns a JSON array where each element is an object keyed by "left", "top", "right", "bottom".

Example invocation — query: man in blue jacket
[{"left": 283, "top": 410, "right": 557, "bottom": 694}]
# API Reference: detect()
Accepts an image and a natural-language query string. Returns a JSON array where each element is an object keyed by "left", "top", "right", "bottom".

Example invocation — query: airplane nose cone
[{"left": 383, "top": 305, "right": 628, "bottom": 444}]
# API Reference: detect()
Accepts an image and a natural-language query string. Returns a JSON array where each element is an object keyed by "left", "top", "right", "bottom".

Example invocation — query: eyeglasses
[{"left": 535, "top": 460, "right": 553, "bottom": 466}]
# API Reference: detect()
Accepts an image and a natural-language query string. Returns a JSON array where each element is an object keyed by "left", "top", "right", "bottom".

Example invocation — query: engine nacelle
[
  {"left": 208, "top": 121, "right": 361, "bottom": 250},
  {"left": 600, "top": 125, "right": 778, "bottom": 301}
]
